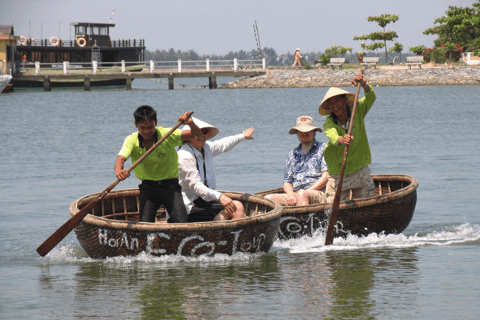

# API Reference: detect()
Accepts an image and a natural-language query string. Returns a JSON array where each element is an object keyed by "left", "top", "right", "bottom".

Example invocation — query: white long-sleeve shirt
[{"left": 177, "top": 133, "right": 245, "bottom": 213}]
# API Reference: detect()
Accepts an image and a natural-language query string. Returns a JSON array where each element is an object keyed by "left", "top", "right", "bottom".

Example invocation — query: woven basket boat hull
[
  {"left": 255, "top": 175, "right": 418, "bottom": 240},
  {"left": 70, "top": 190, "right": 282, "bottom": 259}
]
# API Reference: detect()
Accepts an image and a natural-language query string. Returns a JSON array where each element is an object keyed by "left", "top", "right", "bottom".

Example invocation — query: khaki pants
[
  {"left": 326, "top": 166, "right": 375, "bottom": 203},
  {"left": 266, "top": 189, "right": 327, "bottom": 206}
]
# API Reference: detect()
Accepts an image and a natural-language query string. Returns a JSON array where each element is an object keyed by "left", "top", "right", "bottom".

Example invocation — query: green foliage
[
  {"left": 423, "top": 3, "right": 480, "bottom": 51},
  {"left": 339, "top": 46, "right": 353, "bottom": 59},
  {"left": 303, "top": 61, "right": 312, "bottom": 69},
  {"left": 410, "top": 45, "right": 426, "bottom": 56},
  {"left": 423, "top": 47, "right": 448, "bottom": 64},
  {"left": 354, "top": 13, "right": 399, "bottom": 63},
  {"left": 357, "top": 51, "right": 365, "bottom": 57},
  {"left": 389, "top": 43, "right": 403, "bottom": 53},
  {"left": 367, "top": 13, "right": 399, "bottom": 28},
  {"left": 325, "top": 45, "right": 341, "bottom": 58},
  {"left": 319, "top": 54, "right": 332, "bottom": 65}
]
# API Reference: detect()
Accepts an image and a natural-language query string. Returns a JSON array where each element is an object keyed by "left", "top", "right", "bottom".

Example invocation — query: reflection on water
[{"left": 33, "top": 247, "right": 420, "bottom": 319}]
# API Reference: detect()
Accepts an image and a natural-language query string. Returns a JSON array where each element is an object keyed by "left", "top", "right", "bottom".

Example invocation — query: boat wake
[
  {"left": 272, "top": 222, "right": 480, "bottom": 253},
  {"left": 39, "top": 243, "right": 260, "bottom": 266},
  {"left": 38, "top": 223, "right": 480, "bottom": 265}
]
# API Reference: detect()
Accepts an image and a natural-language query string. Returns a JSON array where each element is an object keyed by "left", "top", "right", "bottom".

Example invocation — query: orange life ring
[
  {"left": 77, "top": 37, "right": 86, "bottom": 47},
  {"left": 50, "top": 37, "right": 60, "bottom": 47},
  {"left": 18, "top": 36, "right": 27, "bottom": 45}
]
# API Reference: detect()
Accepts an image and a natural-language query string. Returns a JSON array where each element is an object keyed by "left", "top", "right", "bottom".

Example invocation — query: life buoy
[
  {"left": 77, "top": 37, "right": 86, "bottom": 47},
  {"left": 50, "top": 37, "right": 60, "bottom": 47},
  {"left": 18, "top": 36, "right": 27, "bottom": 45}
]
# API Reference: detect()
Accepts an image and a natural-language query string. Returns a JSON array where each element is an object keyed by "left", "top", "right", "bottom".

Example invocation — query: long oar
[
  {"left": 325, "top": 71, "right": 364, "bottom": 245},
  {"left": 36, "top": 111, "right": 193, "bottom": 256}
]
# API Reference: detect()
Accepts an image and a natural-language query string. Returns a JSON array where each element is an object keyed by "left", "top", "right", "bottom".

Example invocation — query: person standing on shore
[
  {"left": 319, "top": 72, "right": 376, "bottom": 203},
  {"left": 292, "top": 48, "right": 302, "bottom": 67}
]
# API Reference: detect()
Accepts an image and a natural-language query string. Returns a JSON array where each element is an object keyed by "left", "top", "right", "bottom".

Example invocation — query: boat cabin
[
  {"left": 15, "top": 22, "right": 145, "bottom": 64},
  {"left": 74, "top": 22, "right": 113, "bottom": 48}
]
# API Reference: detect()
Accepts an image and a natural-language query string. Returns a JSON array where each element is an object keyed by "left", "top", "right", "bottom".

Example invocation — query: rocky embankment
[{"left": 221, "top": 65, "right": 480, "bottom": 89}]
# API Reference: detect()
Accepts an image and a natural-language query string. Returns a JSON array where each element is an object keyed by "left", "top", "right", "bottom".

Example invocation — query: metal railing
[
  {"left": 16, "top": 38, "right": 145, "bottom": 48},
  {"left": 17, "top": 58, "right": 266, "bottom": 74}
]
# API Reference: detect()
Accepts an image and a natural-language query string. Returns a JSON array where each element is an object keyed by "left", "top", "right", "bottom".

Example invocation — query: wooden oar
[
  {"left": 36, "top": 111, "right": 193, "bottom": 256},
  {"left": 325, "top": 71, "right": 364, "bottom": 245}
]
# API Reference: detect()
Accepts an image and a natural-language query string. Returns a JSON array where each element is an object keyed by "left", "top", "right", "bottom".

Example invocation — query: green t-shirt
[
  {"left": 323, "top": 85, "right": 376, "bottom": 175},
  {"left": 118, "top": 127, "right": 183, "bottom": 181}
]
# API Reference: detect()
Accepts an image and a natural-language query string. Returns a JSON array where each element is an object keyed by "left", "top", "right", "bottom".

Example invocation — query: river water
[{"left": 1, "top": 78, "right": 480, "bottom": 319}]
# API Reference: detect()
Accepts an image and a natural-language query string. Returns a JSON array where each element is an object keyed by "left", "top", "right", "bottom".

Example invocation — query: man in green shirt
[
  {"left": 115, "top": 105, "right": 203, "bottom": 223},
  {"left": 319, "top": 72, "right": 376, "bottom": 203}
]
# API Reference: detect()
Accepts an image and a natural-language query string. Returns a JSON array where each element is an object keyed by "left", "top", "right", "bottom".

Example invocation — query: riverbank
[{"left": 221, "top": 64, "right": 480, "bottom": 88}]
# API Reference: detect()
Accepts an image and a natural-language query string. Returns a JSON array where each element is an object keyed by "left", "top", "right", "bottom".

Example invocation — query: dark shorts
[
  {"left": 188, "top": 197, "right": 224, "bottom": 223},
  {"left": 138, "top": 179, "right": 188, "bottom": 223}
]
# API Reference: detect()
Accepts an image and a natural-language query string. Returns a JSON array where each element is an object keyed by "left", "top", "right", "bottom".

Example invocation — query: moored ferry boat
[{"left": 12, "top": 22, "right": 145, "bottom": 90}]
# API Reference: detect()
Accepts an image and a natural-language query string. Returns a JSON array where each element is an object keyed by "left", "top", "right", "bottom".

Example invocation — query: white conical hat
[
  {"left": 318, "top": 87, "right": 356, "bottom": 116},
  {"left": 182, "top": 117, "right": 219, "bottom": 139}
]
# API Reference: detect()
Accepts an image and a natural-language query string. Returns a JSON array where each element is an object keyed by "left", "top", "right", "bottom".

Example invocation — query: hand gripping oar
[
  {"left": 325, "top": 71, "right": 364, "bottom": 246},
  {"left": 36, "top": 111, "right": 194, "bottom": 256}
]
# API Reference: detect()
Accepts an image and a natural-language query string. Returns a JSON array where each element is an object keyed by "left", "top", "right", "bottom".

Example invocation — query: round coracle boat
[
  {"left": 70, "top": 189, "right": 282, "bottom": 259},
  {"left": 255, "top": 174, "right": 418, "bottom": 240}
]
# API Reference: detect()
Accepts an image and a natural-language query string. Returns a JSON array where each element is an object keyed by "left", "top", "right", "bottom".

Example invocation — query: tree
[
  {"left": 423, "top": 2, "right": 480, "bottom": 51},
  {"left": 325, "top": 45, "right": 341, "bottom": 58},
  {"left": 409, "top": 45, "right": 426, "bottom": 56},
  {"left": 389, "top": 42, "right": 403, "bottom": 61},
  {"left": 339, "top": 46, "right": 353, "bottom": 61},
  {"left": 354, "top": 13, "right": 399, "bottom": 63}
]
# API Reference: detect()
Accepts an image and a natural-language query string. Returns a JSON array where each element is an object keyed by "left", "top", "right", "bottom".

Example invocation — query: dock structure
[{"left": 12, "top": 59, "right": 266, "bottom": 91}]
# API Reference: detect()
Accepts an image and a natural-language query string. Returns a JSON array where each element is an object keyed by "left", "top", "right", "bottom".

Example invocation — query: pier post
[
  {"left": 84, "top": 76, "right": 90, "bottom": 91},
  {"left": 121, "top": 60, "right": 125, "bottom": 74},
  {"left": 63, "top": 61, "right": 69, "bottom": 74},
  {"left": 178, "top": 59, "right": 182, "bottom": 73},
  {"left": 168, "top": 74, "right": 174, "bottom": 90},
  {"left": 206, "top": 59, "right": 210, "bottom": 72},
  {"left": 92, "top": 61, "right": 98, "bottom": 74},
  {"left": 209, "top": 73, "right": 217, "bottom": 89},
  {"left": 150, "top": 60, "right": 154, "bottom": 73},
  {"left": 126, "top": 76, "right": 132, "bottom": 90},
  {"left": 262, "top": 58, "right": 266, "bottom": 70},
  {"left": 35, "top": 61, "right": 40, "bottom": 74},
  {"left": 234, "top": 58, "right": 238, "bottom": 71},
  {"left": 43, "top": 76, "right": 51, "bottom": 91}
]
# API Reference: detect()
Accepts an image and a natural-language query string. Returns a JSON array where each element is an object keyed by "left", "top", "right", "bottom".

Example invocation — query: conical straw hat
[
  {"left": 319, "top": 87, "right": 356, "bottom": 116},
  {"left": 182, "top": 117, "right": 219, "bottom": 139}
]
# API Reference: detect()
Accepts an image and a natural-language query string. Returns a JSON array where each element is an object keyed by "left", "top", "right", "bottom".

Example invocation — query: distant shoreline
[{"left": 221, "top": 65, "right": 480, "bottom": 89}]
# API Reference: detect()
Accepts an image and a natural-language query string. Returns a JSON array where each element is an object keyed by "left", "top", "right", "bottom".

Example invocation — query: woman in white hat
[
  {"left": 265, "top": 116, "right": 329, "bottom": 206},
  {"left": 292, "top": 48, "right": 302, "bottom": 67},
  {"left": 319, "top": 72, "right": 376, "bottom": 203},
  {"left": 177, "top": 117, "right": 255, "bottom": 222}
]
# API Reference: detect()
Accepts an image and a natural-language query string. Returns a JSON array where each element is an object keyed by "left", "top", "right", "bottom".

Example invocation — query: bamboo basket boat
[
  {"left": 70, "top": 189, "right": 282, "bottom": 259},
  {"left": 255, "top": 174, "right": 418, "bottom": 240}
]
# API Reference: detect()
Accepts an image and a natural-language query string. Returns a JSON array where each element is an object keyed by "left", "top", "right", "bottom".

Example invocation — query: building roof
[{"left": 0, "top": 25, "right": 14, "bottom": 35}]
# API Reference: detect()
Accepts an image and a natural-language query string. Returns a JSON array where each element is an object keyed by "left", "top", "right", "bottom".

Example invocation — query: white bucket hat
[
  {"left": 182, "top": 117, "right": 219, "bottom": 139},
  {"left": 289, "top": 116, "right": 322, "bottom": 134},
  {"left": 318, "top": 87, "right": 356, "bottom": 116},
  {"left": 296, "top": 48, "right": 300, "bottom": 51}
]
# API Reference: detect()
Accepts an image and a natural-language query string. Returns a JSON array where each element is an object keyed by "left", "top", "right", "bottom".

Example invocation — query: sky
[{"left": 1, "top": 0, "right": 477, "bottom": 56}]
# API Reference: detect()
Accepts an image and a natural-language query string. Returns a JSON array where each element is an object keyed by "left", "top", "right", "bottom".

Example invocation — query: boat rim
[
  {"left": 70, "top": 189, "right": 283, "bottom": 232},
  {"left": 256, "top": 174, "right": 418, "bottom": 212}
]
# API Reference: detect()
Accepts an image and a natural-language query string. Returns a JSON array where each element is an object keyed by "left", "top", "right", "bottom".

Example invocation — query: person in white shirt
[{"left": 177, "top": 118, "right": 255, "bottom": 222}]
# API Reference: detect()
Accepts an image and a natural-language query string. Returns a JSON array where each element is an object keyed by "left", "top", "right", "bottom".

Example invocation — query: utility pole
[{"left": 253, "top": 21, "right": 263, "bottom": 59}]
